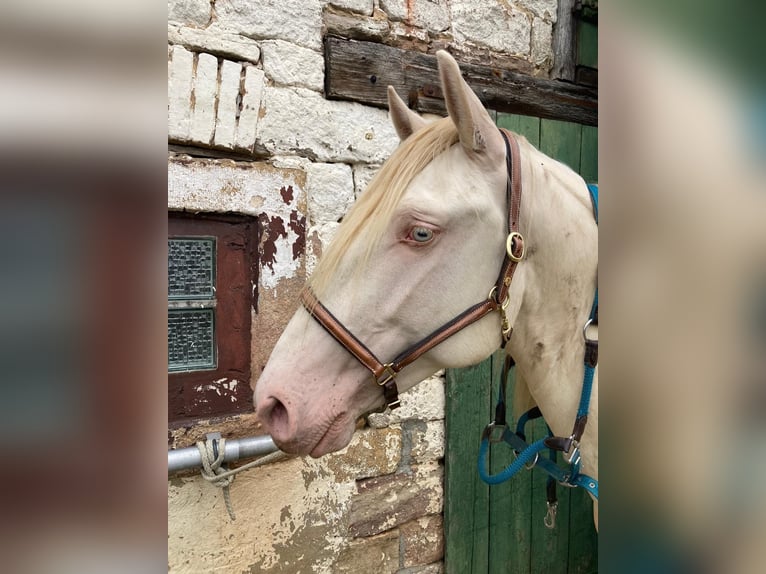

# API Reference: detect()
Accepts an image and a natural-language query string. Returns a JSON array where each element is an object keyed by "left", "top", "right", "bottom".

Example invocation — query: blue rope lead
[{"left": 477, "top": 437, "right": 548, "bottom": 485}]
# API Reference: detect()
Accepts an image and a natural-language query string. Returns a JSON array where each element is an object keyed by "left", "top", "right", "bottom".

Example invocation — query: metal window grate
[
  {"left": 168, "top": 309, "right": 216, "bottom": 372},
  {"left": 168, "top": 238, "right": 216, "bottom": 299}
]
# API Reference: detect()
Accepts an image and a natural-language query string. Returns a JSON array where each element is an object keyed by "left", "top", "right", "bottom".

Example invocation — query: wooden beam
[
  {"left": 324, "top": 37, "right": 597, "bottom": 126},
  {"left": 552, "top": 0, "right": 577, "bottom": 81}
]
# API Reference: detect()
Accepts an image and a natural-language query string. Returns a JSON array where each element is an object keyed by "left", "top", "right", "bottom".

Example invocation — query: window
[{"left": 168, "top": 213, "right": 257, "bottom": 424}]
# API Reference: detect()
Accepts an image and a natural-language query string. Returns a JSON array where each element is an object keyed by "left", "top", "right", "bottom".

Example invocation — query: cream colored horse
[{"left": 255, "top": 51, "right": 598, "bottom": 522}]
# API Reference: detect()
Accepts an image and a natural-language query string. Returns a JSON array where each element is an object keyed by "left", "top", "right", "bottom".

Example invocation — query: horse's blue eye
[{"left": 411, "top": 226, "right": 434, "bottom": 243}]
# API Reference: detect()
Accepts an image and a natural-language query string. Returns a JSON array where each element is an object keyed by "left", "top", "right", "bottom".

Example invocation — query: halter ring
[{"left": 506, "top": 232, "right": 526, "bottom": 262}]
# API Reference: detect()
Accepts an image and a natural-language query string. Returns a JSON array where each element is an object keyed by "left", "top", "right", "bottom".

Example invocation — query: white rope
[{"left": 196, "top": 437, "right": 289, "bottom": 520}]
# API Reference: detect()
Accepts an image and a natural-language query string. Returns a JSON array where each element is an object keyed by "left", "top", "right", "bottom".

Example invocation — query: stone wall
[{"left": 168, "top": 1, "right": 558, "bottom": 572}]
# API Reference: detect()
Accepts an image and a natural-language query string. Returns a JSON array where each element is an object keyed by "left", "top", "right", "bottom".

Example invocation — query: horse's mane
[{"left": 309, "top": 117, "right": 460, "bottom": 297}]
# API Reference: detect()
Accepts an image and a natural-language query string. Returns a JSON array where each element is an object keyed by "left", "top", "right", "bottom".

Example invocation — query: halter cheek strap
[{"left": 302, "top": 129, "right": 524, "bottom": 410}]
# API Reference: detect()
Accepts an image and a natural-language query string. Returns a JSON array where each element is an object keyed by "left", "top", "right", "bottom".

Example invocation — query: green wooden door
[{"left": 444, "top": 113, "right": 598, "bottom": 574}]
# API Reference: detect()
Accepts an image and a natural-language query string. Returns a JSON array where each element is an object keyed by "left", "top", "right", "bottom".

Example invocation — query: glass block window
[
  {"left": 168, "top": 213, "right": 256, "bottom": 424},
  {"left": 168, "top": 238, "right": 216, "bottom": 299},
  {"left": 168, "top": 237, "right": 217, "bottom": 373},
  {"left": 168, "top": 309, "right": 216, "bottom": 371}
]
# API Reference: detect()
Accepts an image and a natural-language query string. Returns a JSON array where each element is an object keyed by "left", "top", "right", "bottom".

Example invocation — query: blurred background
[{"left": 0, "top": 0, "right": 763, "bottom": 571}]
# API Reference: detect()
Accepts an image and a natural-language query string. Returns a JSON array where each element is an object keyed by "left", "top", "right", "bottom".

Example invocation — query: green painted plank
[
  {"left": 580, "top": 125, "right": 598, "bottom": 183},
  {"left": 577, "top": 20, "right": 598, "bottom": 69},
  {"left": 540, "top": 119, "right": 583, "bottom": 174},
  {"left": 528, "top": 417, "right": 571, "bottom": 574},
  {"left": 567, "top": 488, "right": 599, "bottom": 574},
  {"left": 496, "top": 112, "right": 541, "bottom": 147},
  {"left": 445, "top": 359, "right": 492, "bottom": 574},
  {"left": 488, "top": 357, "right": 532, "bottom": 574}
]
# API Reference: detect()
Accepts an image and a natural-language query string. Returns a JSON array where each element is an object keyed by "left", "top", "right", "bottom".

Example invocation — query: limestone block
[
  {"left": 324, "top": 426, "right": 403, "bottom": 481},
  {"left": 306, "top": 162, "right": 354, "bottom": 224},
  {"left": 257, "top": 87, "right": 399, "bottom": 163},
  {"left": 368, "top": 372, "right": 445, "bottom": 427},
  {"left": 352, "top": 163, "right": 382, "bottom": 197},
  {"left": 261, "top": 40, "right": 324, "bottom": 91},
  {"left": 449, "top": 0, "right": 531, "bottom": 56},
  {"left": 234, "top": 65, "right": 266, "bottom": 152},
  {"left": 306, "top": 222, "right": 340, "bottom": 275},
  {"left": 408, "top": 419, "right": 445, "bottom": 463},
  {"left": 398, "top": 563, "right": 444, "bottom": 574},
  {"left": 531, "top": 17, "right": 554, "bottom": 67},
  {"left": 322, "top": 0, "right": 374, "bottom": 15},
  {"left": 168, "top": 45, "right": 194, "bottom": 142},
  {"left": 168, "top": 0, "right": 211, "bottom": 27},
  {"left": 381, "top": 0, "right": 450, "bottom": 33},
  {"left": 168, "top": 25, "right": 261, "bottom": 63},
  {"left": 517, "top": 0, "right": 558, "bottom": 21},
  {"left": 189, "top": 52, "right": 217, "bottom": 145},
  {"left": 323, "top": 9, "right": 391, "bottom": 42},
  {"left": 400, "top": 515, "right": 444, "bottom": 567},
  {"left": 349, "top": 463, "right": 443, "bottom": 537},
  {"left": 213, "top": 59, "right": 241, "bottom": 149},
  {"left": 335, "top": 530, "right": 400, "bottom": 573},
  {"left": 215, "top": 0, "right": 323, "bottom": 50},
  {"left": 390, "top": 21, "right": 431, "bottom": 43}
]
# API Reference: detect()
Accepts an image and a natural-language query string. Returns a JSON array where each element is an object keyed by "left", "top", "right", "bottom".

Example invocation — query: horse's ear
[
  {"left": 387, "top": 86, "right": 428, "bottom": 141},
  {"left": 437, "top": 51, "right": 502, "bottom": 157}
]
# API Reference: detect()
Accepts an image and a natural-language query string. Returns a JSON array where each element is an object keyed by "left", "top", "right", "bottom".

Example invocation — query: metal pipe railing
[{"left": 168, "top": 434, "right": 278, "bottom": 474}]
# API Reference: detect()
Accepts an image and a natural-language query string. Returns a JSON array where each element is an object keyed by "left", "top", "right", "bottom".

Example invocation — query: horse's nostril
[{"left": 270, "top": 398, "right": 288, "bottom": 428}]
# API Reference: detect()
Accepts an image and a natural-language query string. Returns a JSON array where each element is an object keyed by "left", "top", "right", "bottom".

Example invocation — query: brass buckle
[
  {"left": 376, "top": 364, "right": 397, "bottom": 387},
  {"left": 506, "top": 231, "right": 526, "bottom": 262}
]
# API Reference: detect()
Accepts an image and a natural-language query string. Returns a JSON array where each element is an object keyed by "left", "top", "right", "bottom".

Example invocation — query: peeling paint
[
  {"left": 288, "top": 210, "right": 306, "bottom": 261},
  {"left": 279, "top": 185, "right": 294, "bottom": 204},
  {"left": 168, "top": 159, "right": 309, "bottom": 291}
]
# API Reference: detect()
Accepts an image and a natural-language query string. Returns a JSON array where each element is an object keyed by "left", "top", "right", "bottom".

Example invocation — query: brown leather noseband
[{"left": 301, "top": 129, "right": 524, "bottom": 410}]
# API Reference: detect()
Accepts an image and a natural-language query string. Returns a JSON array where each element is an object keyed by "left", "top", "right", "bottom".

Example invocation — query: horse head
[{"left": 255, "top": 52, "right": 517, "bottom": 457}]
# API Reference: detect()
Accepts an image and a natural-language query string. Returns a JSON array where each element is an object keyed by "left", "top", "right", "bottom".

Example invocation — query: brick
[
  {"left": 234, "top": 65, "right": 265, "bottom": 153},
  {"left": 216, "top": 0, "right": 323, "bottom": 50},
  {"left": 335, "top": 530, "right": 400, "bottom": 573},
  {"left": 213, "top": 59, "right": 241, "bottom": 149},
  {"left": 168, "top": 45, "right": 194, "bottom": 142},
  {"left": 400, "top": 515, "right": 444, "bottom": 567},
  {"left": 257, "top": 87, "right": 399, "bottom": 163},
  {"left": 306, "top": 162, "right": 354, "bottom": 224},
  {"left": 261, "top": 40, "right": 324, "bottom": 91},
  {"left": 189, "top": 52, "right": 218, "bottom": 145},
  {"left": 450, "top": 0, "right": 531, "bottom": 56},
  {"left": 168, "top": 25, "right": 261, "bottom": 64},
  {"left": 349, "top": 464, "right": 443, "bottom": 537}
]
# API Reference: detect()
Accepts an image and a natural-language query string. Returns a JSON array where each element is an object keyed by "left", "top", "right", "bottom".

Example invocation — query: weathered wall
[{"left": 168, "top": 1, "right": 558, "bottom": 572}]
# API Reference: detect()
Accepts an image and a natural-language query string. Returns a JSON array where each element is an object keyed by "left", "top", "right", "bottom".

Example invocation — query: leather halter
[{"left": 301, "top": 129, "right": 524, "bottom": 410}]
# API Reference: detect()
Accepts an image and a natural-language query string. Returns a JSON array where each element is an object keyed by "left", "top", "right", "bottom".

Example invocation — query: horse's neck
[{"left": 507, "top": 142, "right": 598, "bottom": 445}]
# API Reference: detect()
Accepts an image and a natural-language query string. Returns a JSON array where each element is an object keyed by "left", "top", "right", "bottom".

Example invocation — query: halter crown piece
[{"left": 301, "top": 129, "right": 524, "bottom": 410}]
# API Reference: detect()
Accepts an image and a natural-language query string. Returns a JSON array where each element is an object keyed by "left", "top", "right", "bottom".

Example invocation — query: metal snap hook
[
  {"left": 582, "top": 318, "right": 597, "bottom": 341},
  {"left": 544, "top": 501, "right": 558, "bottom": 529}
]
